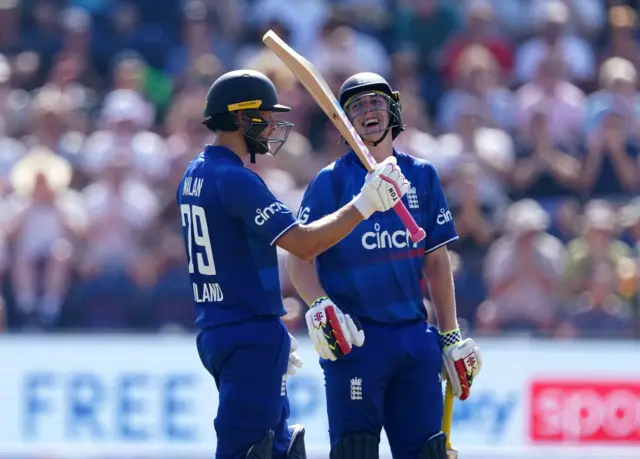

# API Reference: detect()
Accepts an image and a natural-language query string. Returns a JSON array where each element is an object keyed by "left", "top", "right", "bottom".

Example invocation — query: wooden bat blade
[
  {"left": 262, "top": 30, "right": 426, "bottom": 244},
  {"left": 262, "top": 30, "right": 378, "bottom": 171}
]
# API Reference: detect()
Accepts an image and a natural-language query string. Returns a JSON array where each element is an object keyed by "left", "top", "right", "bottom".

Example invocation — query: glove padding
[
  {"left": 287, "top": 333, "right": 303, "bottom": 376},
  {"left": 441, "top": 328, "right": 482, "bottom": 401},
  {"left": 354, "top": 156, "right": 411, "bottom": 219},
  {"left": 305, "top": 297, "right": 364, "bottom": 361}
]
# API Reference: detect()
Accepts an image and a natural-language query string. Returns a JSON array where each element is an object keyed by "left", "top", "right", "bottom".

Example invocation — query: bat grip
[
  {"left": 392, "top": 201, "right": 426, "bottom": 243},
  {"left": 443, "top": 380, "right": 455, "bottom": 449}
]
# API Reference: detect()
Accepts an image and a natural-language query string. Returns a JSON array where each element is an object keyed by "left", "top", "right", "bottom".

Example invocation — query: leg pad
[
  {"left": 246, "top": 431, "right": 274, "bottom": 459},
  {"left": 417, "top": 431, "right": 447, "bottom": 459},
  {"left": 330, "top": 433, "right": 380, "bottom": 459},
  {"left": 287, "top": 424, "right": 306, "bottom": 459}
]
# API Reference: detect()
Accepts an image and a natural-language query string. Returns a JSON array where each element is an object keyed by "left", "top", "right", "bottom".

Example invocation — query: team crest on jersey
[
  {"left": 406, "top": 187, "right": 419, "bottom": 209},
  {"left": 350, "top": 377, "right": 363, "bottom": 400}
]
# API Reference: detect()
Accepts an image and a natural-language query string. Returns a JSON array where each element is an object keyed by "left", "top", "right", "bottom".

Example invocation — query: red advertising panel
[{"left": 530, "top": 379, "right": 640, "bottom": 443}]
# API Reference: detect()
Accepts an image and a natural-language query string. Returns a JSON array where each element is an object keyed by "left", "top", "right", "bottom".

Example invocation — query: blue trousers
[
  {"left": 321, "top": 320, "right": 443, "bottom": 459},
  {"left": 197, "top": 317, "right": 292, "bottom": 459}
]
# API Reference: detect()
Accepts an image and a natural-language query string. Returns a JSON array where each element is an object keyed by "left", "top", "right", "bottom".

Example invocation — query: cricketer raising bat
[
  {"left": 262, "top": 30, "right": 426, "bottom": 243},
  {"left": 443, "top": 379, "right": 459, "bottom": 459}
]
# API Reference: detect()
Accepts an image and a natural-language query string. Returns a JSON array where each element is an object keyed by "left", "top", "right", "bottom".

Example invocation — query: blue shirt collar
[
  {"left": 203, "top": 145, "right": 244, "bottom": 165},
  {"left": 345, "top": 148, "right": 399, "bottom": 170}
]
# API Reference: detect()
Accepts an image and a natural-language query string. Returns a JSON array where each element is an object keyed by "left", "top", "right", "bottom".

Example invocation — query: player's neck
[
  {"left": 212, "top": 132, "right": 249, "bottom": 163},
  {"left": 364, "top": 137, "right": 394, "bottom": 163}
]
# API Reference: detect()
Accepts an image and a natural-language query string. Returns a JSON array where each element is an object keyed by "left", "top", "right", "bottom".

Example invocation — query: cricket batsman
[
  {"left": 287, "top": 73, "right": 483, "bottom": 459},
  {"left": 177, "top": 69, "right": 411, "bottom": 459}
]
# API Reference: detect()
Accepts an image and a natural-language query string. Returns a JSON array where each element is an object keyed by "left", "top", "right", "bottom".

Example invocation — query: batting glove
[
  {"left": 305, "top": 297, "right": 364, "bottom": 361},
  {"left": 354, "top": 156, "right": 410, "bottom": 219},
  {"left": 287, "top": 333, "right": 303, "bottom": 376},
  {"left": 441, "top": 328, "right": 482, "bottom": 401}
]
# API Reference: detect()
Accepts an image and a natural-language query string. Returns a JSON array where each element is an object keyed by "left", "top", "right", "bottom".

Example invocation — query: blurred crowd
[{"left": 0, "top": 0, "right": 639, "bottom": 339}]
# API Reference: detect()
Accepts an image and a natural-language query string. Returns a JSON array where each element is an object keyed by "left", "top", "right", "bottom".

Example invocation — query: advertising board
[{"left": 0, "top": 335, "right": 638, "bottom": 457}]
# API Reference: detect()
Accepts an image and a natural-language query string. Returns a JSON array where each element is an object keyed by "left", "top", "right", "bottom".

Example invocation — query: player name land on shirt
[
  {"left": 183, "top": 177, "right": 204, "bottom": 197},
  {"left": 193, "top": 281, "right": 224, "bottom": 303}
]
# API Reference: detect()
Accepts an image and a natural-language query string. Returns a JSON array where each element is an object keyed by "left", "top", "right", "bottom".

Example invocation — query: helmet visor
[
  {"left": 241, "top": 110, "right": 293, "bottom": 156},
  {"left": 344, "top": 91, "right": 400, "bottom": 141}
]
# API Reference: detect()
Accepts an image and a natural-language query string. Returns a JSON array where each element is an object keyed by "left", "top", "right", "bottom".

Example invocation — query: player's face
[
  {"left": 346, "top": 92, "right": 391, "bottom": 141},
  {"left": 247, "top": 109, "right": 293, "bottom": 155},
  {"left": 257, "top": 110, "right": 291, "bottom": 145}
]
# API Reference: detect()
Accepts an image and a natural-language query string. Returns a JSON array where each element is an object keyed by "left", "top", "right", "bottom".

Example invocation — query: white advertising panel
[{"left": 0, "top": 335, "right": 638, "bottom": 457}]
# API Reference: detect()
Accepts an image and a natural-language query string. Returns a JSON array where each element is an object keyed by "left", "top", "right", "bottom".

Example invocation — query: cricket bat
[
  {"left": 443, "top": 379, "right": 459, "bottom": 458},
  {"left": 262, "top": 30, "right": 426, "bottom": 244}
]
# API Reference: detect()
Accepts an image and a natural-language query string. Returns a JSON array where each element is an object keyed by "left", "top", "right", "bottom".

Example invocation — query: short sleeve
[
  {"left": 217, "top": 167, "right": 298, "bottom": 246},
  {"left": 423, "top": 164, "right": 459, "bottom": 253},
  {"left": 297, "top": 167, "right": 336, "bottom": 225}
]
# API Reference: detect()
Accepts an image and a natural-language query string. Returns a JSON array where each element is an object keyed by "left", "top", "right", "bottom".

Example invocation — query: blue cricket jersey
[
  {"left": 299, "top": 149, "right": 458, "bottom": 323},
  {"left": 177, "top": 146, "right": 298, "bottom": 328}
]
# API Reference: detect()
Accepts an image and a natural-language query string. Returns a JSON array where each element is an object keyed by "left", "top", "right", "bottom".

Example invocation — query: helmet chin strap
[
  {"left": 365, "top": 113, "right": 393, "bottom": 147},
  {"left": 370, "top": 126, "right": 391, "bottom": 147},
  {"left": 245, "top": 136, "right": 268, "bottom": 164},
  {"left": 241, "top": 111, "right": 270, "bottom": 163}
]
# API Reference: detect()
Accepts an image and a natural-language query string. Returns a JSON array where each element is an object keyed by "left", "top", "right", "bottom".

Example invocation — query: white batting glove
[
  {"left": 441, "top": 328, "right": 482, "bottom": 401},
  {"left": 287, "top": 333, "right": 303, "bottom": 376},
  {"left": 354, "top": 156, "right": 411, "bottom": 219},
  {"left": 305, "top": 297, "right": 365, "bottom": 361}
]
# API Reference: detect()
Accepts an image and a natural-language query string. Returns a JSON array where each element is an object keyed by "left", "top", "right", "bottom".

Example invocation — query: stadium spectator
[
  {"left": 580, "top": 108, "right": 639, "bottom": 198},
  {"left": 0, "top": 0, "right": 637, "bottom": 339},
  {"left": 82, "top": 88, "right": 167, "bottom": 183},
  {"left": 600, "top": 6, "right": 640, "bottom": 75},
  {"left": 438, "top": 44, "right": 514, "bottom": 132},
  {"left": 165, "top": 1, "right": 236, "bottom": 83},
  {"left": 312, "top": 20, "right": 389, "bottom": 79},
  {"left": 440, "top": 0, "right": 513, "bottom": 86},
  {"left": 511, "top": 110, "right": 582, "bottom": 201},
  {"left": 548, "top": 198, "right": 582, "bottom": 244},
  {"left": 23, "top": 88, "right": 86, "bottom": 166},
  {"left": 584, "top": 56, "right": 640, "bottom": 140},
  {"left": 564, "top": 200, "right": 634, "bottom": 297},
  {"left": 514, "top": 52, "right": 586, "bottom": 150},
  {"left": 393, "top": 0, "right": 460, "bottom": 105},
  {"left": 81, "top": 150, "right": 160, "bottom": 276},
  {"left": 479, "top": 199, "right": 565, "bottom": 335},
  {"left": 438, "top": 98, "right": 514, "bottom": 209},
  {"left": 514, "top": 0, "right": 595, "bottom": 85},
  {"left": 5, "top": 147, "right": 84, "bottom": 329},
  {"left": 557, "top": 262, "right": 635, "bottom": 339},
  {"left": 448, "top": 163, "right": 498, "bottom": 326}
]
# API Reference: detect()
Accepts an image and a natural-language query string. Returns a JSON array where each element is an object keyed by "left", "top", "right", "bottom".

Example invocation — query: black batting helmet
[
  {"left": 339, "top": 72, "right": 404, "bottom": 145},
  {"left": 202, "top": 70, "right": 293, "bottom": 161}
]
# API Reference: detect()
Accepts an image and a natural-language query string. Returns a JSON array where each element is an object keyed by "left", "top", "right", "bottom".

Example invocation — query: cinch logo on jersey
[
  {"left": 254, "top": 202, "right": 292, "bottom": 226},
  {"left": 298, "top": 207, "right": 311, "bottom": 224},
  {"left": 436, "top": 208, "right": 453, "bottom": 225},
  {"left": 361, "top": 223, "right": 420, "bottom": 250}
]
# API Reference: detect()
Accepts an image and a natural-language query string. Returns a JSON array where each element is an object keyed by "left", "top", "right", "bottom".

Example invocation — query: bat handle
[
  {"left": 443, "top": 380, "right": 455, "bottom": 449},
  {"left": 443, "top": 379, "right": 458, "bottom": 458},
  {"left": 392, "top": 201, "right": 426, "bottom": 243}
]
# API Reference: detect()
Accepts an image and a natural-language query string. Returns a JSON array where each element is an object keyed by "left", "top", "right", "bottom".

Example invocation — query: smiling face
[{"left": 345, "top": 91, "right": 392, "bottom": 142}]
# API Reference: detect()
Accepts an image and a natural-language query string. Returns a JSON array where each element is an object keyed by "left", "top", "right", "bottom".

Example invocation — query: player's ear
[{"left": 231, "top": 111, "right": 250, "bottom": 128}]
